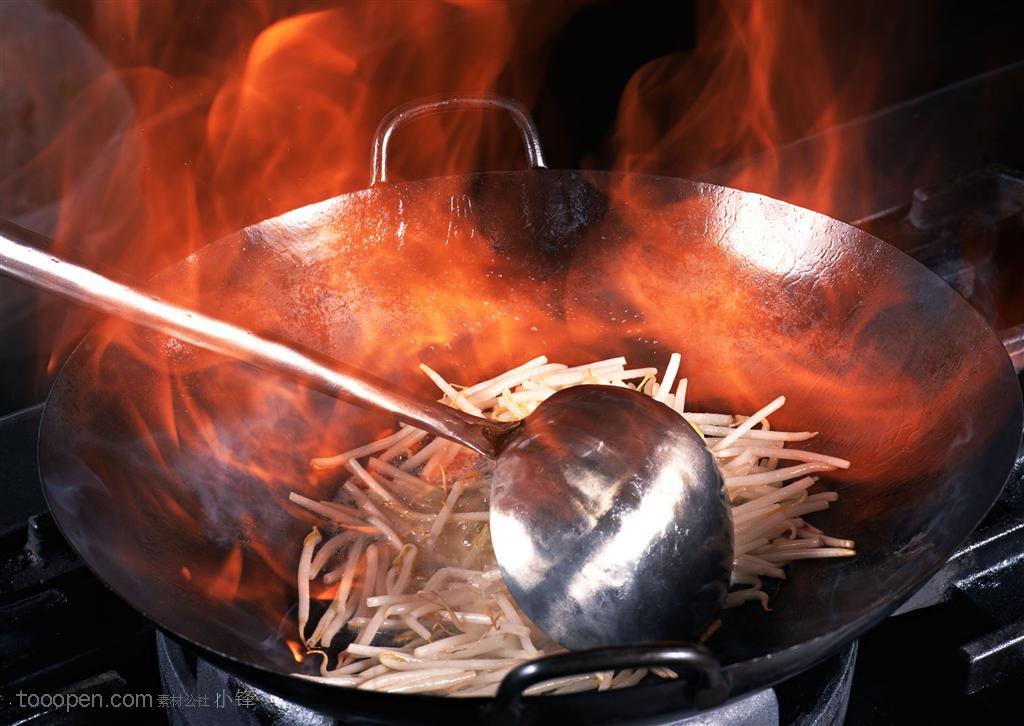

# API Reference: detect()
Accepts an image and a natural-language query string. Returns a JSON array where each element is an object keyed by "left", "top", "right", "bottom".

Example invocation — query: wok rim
[{"left": 35, "top": 168, "right": 1024, "bottom": 714}]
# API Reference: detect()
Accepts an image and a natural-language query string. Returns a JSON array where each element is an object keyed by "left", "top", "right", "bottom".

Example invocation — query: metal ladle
[{"left": 0, "top": 220, "right": 731, "bottom": 650}]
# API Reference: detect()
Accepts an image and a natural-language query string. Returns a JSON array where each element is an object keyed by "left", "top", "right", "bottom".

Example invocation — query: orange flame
[
  {"left": 603, "top": 0, "right": 959, "bottom": 223},
  {"left": 286, "top": 639, "right": 304, "bottom": 663},
  {"left": 208, "top": 544, "right": 244, "bottom": 601}
]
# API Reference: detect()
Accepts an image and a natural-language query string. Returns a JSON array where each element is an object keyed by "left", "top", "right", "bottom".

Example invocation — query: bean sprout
[{"left": 289, "top": 353, "right": 855, "bottom": 694}]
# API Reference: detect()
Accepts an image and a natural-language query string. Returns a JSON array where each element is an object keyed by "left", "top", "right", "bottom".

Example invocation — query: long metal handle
[
  {"left": 1001, "top": 323, "right": 1024, "bottom": 375},
  {"left": 0, "top": 219, "right": 509, "bottom": 456},
  {"left": 370, "top": 94, "right": 547, "bottom": 185}
]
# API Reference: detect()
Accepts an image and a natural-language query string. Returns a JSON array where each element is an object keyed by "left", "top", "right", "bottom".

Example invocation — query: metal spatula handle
[{"left": 0, "top": 219, "right": 510, "bottom": 456}]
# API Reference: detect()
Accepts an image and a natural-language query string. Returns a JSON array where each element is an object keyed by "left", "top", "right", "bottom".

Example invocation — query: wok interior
[{"left": 39, "top": 171, "right": 1021, "bottom": 686}]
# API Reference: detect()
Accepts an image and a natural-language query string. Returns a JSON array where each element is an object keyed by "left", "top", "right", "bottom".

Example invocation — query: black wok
[{"left": 32, "top": 97, "right": 1023, "bottom": 723}]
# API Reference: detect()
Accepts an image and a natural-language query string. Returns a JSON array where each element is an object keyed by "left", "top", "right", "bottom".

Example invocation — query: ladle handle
[
  {"left": 489, "top": 643, "right": 728, "bottom": 721},
  {"left": 370, "top": 94, "right": 547, "bottom": 185},
  {"left": 1001, "top": 323, "right": 1024, "bottom": 375},
  {"left": 0, "top": 219, "right": 508, "bottom": 456}
]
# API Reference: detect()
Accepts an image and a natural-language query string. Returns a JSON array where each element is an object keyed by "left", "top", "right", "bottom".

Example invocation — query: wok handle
[
  {"left": 0, "top": 218, "right": 515, "bottom": 457},
  {"left": 370, "top": 94, "right": 547, "bottom": 185},
  {"left": 487, "top": 643, "right": 728, "bottom": 720},
  {"left": 1001, "top": 323, "right": 1024, "bottom": 375}
]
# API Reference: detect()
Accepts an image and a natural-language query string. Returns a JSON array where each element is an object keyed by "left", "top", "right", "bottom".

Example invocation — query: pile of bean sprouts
[{"left": 289, "top": 353, "right": 855, "bottom": 695}]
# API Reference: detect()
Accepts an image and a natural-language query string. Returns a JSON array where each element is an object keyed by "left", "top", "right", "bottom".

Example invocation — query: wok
[{"left": 31, "top": 96, "right": 1023, "bottom": 723}]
